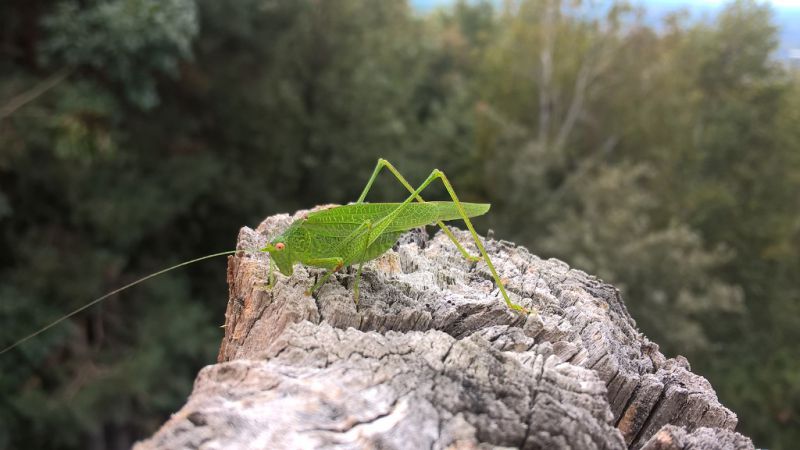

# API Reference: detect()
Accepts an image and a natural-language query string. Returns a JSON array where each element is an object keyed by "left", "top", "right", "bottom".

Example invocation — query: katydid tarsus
[{"left": 0, "top": 158, "right": 528, "bottom": 355}]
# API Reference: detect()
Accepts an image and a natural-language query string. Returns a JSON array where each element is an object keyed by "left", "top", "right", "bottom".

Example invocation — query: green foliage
[
  {"left": 42, "top": 0, "right": 198, "bottom": 109},
  {"left": 464, "top": 1, "right": 800, "bottom": 446},
  {"left": 539, "top": 163, "right": 744, "bottom": 352},
  {"left": 0, "top": 0, "right": 798, "bottom": 448}
]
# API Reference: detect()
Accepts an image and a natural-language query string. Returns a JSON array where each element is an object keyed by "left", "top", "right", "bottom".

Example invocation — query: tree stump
[{"left": 135, "top": 209, "right": 753, "bottom": 450}]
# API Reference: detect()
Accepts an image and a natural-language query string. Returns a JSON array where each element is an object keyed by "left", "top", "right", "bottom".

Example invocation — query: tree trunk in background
[{"left": 135, "top": 209, "right": 753, "bottom": 450}]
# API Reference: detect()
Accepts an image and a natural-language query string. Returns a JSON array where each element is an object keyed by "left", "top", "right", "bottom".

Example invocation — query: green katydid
[{"left": 0, "top": 158, "right": 528, "bottom": 355}]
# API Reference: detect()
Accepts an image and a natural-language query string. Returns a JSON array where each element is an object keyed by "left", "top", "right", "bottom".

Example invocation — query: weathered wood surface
[
  {"left": 136, "top": 208, "right": 753, "bottom": 450},
  {"left": 640, "top": 425, "right": 754, "bottom": 450}
]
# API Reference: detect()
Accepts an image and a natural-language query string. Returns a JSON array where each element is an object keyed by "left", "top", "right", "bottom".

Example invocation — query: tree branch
[{"left": 0, "top": 68, "right": 72, "bottom": 120}]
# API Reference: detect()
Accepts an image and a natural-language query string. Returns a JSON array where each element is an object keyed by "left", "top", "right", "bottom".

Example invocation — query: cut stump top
[{"left": 136, "top": 208, "right": 753, "bottom": 450}]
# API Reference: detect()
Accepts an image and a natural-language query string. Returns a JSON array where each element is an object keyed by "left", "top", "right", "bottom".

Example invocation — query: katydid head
[{"left": 263, "top": 239, "right": 294, "bottom": 276}]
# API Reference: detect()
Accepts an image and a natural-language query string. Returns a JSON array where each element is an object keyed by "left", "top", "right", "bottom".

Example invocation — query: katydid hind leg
[
  {"left": 357, "top": 158, "right": 482, "bottom": 261},
  {"left": 431, "top": 171, "right": 530, "bottom": 314},
  {"left": 371, "top": 166, "right": 529, "bottom": 314}
]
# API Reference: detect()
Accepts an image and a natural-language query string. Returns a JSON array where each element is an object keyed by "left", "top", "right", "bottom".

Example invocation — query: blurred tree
[
  {"left": 0, "top": 0, "right": 468, "bottom": 448},
  {"left": 0, "top": 0, "right": 217, "bottom": 448},
  {"left": 678, "top": 3, "right": 800, "bottom": 444},
  {"left": 466, "top": 1, "right": 800, "bottom": 447},
  {"left": 41, "top": 0, "right": 198, "bottom": 109},
  {"left": 470, "top": 0, "right": 743, "bottom": 354},
  {"left": 0, "top": 0, "right": 798, "bottom": 448}
]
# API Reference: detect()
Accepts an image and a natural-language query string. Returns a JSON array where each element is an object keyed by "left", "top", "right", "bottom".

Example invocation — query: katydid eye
[{"left": 275, "top": 242, "right": 285, "bottom": 251}]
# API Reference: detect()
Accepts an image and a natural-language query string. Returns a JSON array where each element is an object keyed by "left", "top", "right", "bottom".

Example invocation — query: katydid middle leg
[
  {"left": 357, "top": 158, "right": 483, "bottom": 262},
  {"left": 306, "top": 219, "right": 374, "bottom": 301},
  {"left": 305, "top": 257, "right": 345, "bottom": 295},
  {"left": 353, "top": 262, "right": 365, "bottom": 305},
  {"left": 346, "top": 221, "right": 374, "bottom": 305}
]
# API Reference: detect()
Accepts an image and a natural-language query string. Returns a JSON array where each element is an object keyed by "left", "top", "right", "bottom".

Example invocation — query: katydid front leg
[{"left": 267, "top": 257, "right": 276, "bottom": 288}]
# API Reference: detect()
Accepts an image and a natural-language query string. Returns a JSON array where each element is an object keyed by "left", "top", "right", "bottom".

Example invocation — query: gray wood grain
[{"left": 135, "top": 208, "right": 753, "bottom": 450}]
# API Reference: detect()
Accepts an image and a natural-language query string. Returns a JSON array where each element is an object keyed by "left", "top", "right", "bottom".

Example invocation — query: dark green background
[{"left": 1, "top": 0, "right": 798, "bottom": 448}]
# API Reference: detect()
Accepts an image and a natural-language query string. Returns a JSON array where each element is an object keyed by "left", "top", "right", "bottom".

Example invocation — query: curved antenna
[{"left": 0, "top": 250, "right": 237, "bottom": 355}]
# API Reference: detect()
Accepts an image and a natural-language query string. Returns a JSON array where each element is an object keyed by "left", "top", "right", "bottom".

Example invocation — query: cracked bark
[{"left": 135, "top": 208, "right": 753, "bottom": 450}]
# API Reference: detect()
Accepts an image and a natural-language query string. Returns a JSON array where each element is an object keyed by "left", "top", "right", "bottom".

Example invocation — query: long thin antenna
[{"left": 0, "top": 250, "right": 237, "bottom": 355}]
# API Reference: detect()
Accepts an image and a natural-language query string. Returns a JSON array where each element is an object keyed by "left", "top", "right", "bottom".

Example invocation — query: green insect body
[
  {"left": 269, "top": 202, "right": 489, "bottom": 272},
  {"left": 0, "top": 158, "right": 528, "bottom": 356},
  {"left": 262, "top": 159, "right": 527, "bottom": 313},
  {"left": 264, "top": 201, "right": 490, "bottom": 296}
]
